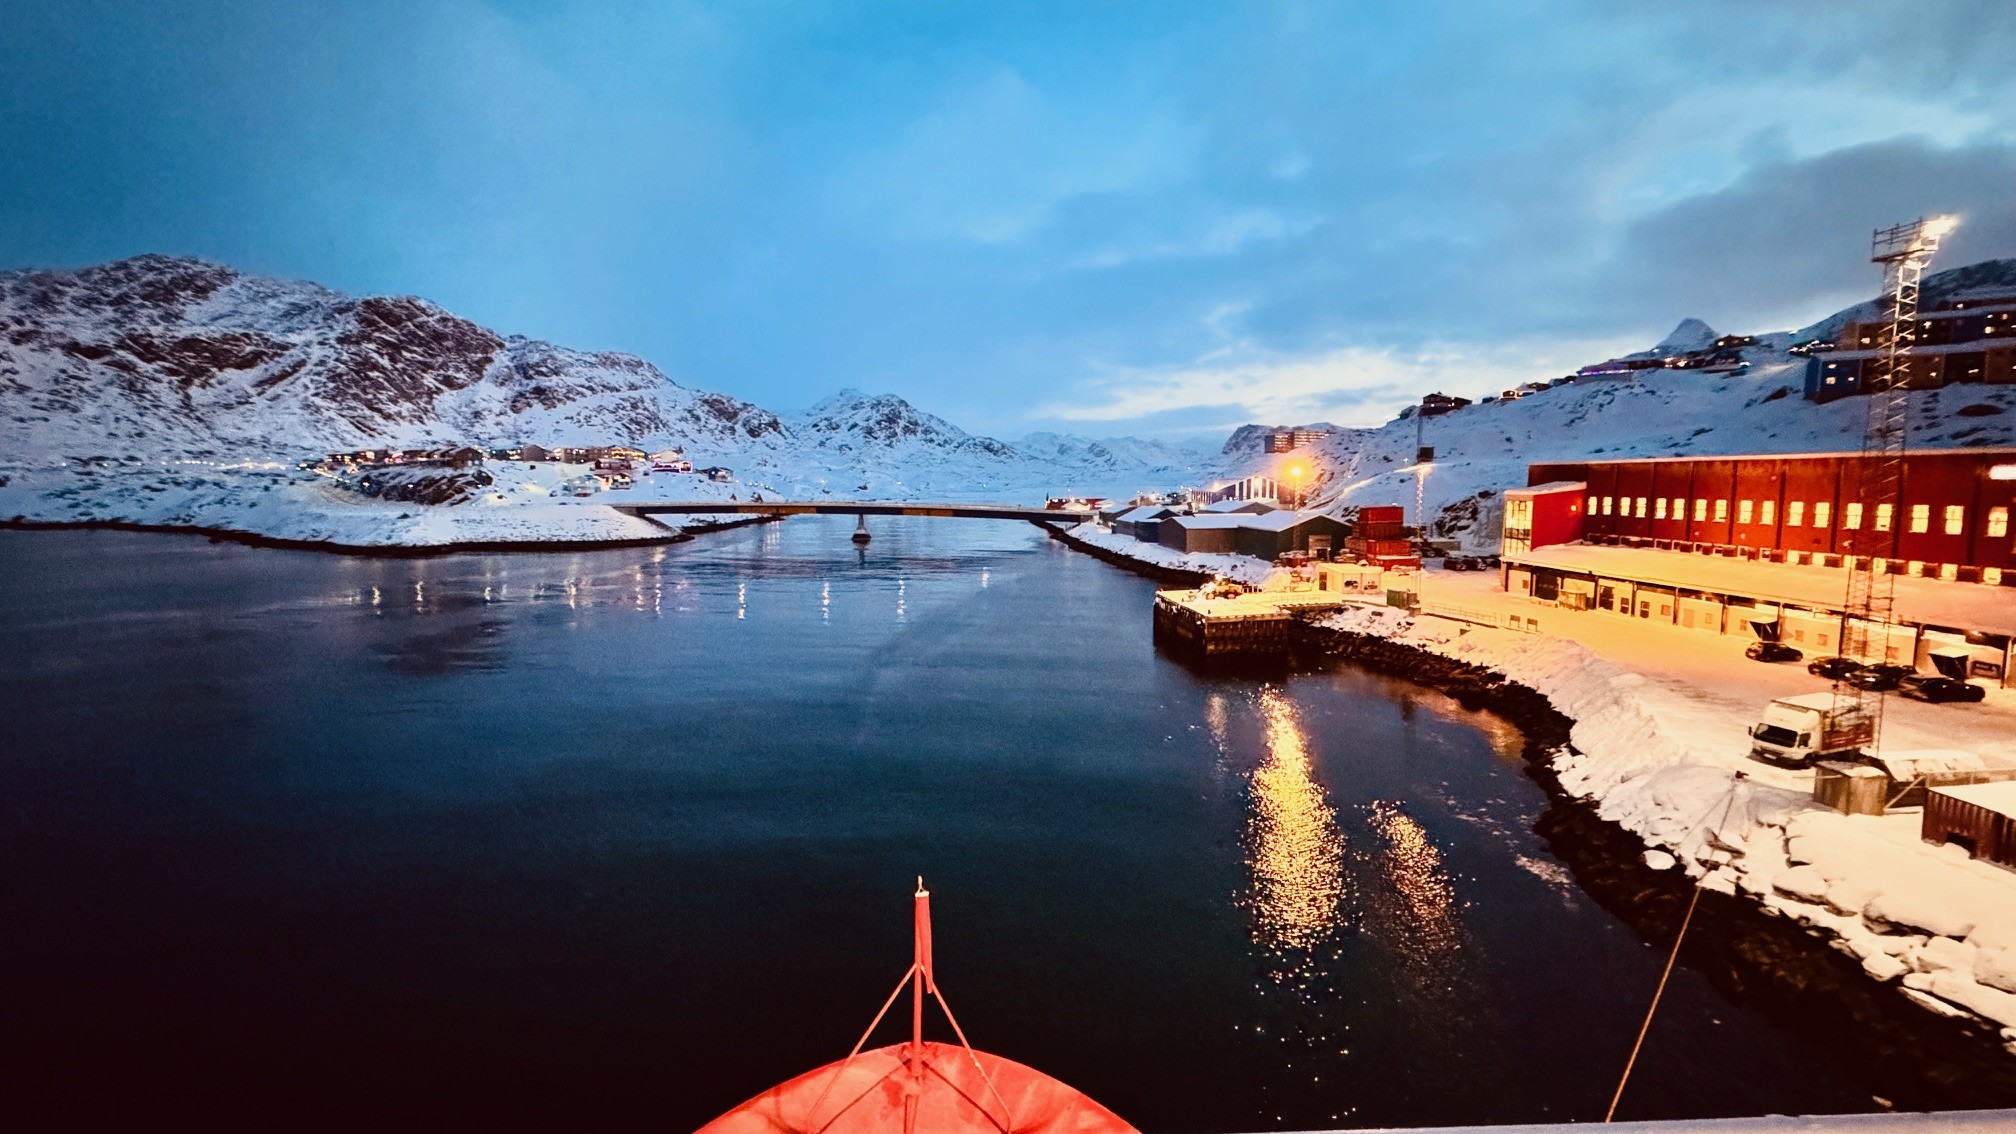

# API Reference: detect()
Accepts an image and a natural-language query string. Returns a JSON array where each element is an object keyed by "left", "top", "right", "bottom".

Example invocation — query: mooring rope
[
  {"left": 1604, "top": 881, "right": 1703, "bottom": 1122},
  {"left": 1604, "top": 775, "right": 1745, "bottom": 1122}
]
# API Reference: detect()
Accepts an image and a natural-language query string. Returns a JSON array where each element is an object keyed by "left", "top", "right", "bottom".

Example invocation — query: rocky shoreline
[
  {"left": 1291, "top": 619, "right": 2016, "bottom": 1109},
  {"left": 1037, "top": 520, "right": 1213, "bottom": 586}
]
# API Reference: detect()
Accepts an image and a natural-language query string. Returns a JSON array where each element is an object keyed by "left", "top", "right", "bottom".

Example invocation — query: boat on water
[
  {"left": 852, "top": 515, "right": 873, "bottom": 544},
  {"left": 695, "top": 880, "right": 1137, "bottom": 1134}
]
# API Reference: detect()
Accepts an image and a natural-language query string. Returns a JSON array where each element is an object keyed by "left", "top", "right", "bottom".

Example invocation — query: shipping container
[{"left": 1923, "top": 782, "right": 2016, "bottom": 870}]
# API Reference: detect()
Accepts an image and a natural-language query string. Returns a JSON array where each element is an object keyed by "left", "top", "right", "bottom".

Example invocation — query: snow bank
[{"left": 1320, "top": 605, "right": 2016, "bottom": 1050}]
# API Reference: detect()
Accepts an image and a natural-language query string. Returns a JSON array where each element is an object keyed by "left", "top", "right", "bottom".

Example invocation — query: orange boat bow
[
  {"left": 694, "top": 881, "right": 1138, "bottom": 1134},
  {"left": 694, "top": 1040, "right": 1137, "bottom": 1134}
]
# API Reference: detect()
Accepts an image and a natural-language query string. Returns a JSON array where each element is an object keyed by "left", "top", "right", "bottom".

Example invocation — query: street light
[{"left": 1288, "top": 463, "right": 1306, "bottom": 509}]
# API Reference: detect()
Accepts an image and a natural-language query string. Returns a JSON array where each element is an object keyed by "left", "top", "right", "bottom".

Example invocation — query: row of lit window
[{"left": 1589, "top": 495, "right": 2010, "bottom": 537}]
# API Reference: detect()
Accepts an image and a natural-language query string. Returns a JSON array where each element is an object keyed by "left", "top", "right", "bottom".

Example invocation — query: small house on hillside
[{"left": 519, "top": 444, "right": 551, "bottom": 462}]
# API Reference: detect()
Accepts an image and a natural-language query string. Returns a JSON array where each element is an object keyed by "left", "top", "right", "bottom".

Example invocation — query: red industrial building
[
  {"left": 1496, "top": 448, "right": 2016, "bottom": 684},
  {"left": 1501, "top": 482, "right": 1587, "bottom": 558},
  {"left": 1525, "top": 448, "right": 2016, "bottom": 583}
]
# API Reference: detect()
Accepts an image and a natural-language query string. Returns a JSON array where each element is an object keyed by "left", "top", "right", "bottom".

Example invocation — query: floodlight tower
[{"left": 1832, "top": 215, "right": 1958, "bottom": 755}]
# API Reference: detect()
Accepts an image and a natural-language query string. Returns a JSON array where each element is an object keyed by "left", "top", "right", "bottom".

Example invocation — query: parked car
[
  {"left": 1440, "top": 556, "right": 1484, "bottom": 571},
  {"left": 1746, "top": 641, "right": 1804, "bottom": 664},
  {"left": 1846, "top": 664, "right": 1912, "bottom": 691},
  {"left": 1897, "top": 675, "right": 1986, "bottom": 704},
  {"left": 1807, "top": 656, "right": 1865, "bottom": 680}
]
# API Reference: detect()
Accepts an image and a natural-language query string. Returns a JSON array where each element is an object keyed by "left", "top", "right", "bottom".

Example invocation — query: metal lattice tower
[{"left": 1832, "top": 216, "right": 1958, "bottom": 755}]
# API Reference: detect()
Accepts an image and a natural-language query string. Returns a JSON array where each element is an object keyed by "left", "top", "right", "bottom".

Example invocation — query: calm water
[{"left": 0, "top": 523, "right": 1871, "bottom": 1128}]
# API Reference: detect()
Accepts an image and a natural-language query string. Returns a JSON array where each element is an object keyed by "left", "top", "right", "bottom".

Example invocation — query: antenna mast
[{"left": 1833, "top": 215, "right": 1958, "bottom": 755}]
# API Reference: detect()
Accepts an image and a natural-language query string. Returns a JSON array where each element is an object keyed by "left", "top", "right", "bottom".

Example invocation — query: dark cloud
[
  {"left": 3, "top": 1, "right": 2015, "bottom": 437},
  {"left": 1589, "top": 137, "right": 2016, "bottom": 333}
]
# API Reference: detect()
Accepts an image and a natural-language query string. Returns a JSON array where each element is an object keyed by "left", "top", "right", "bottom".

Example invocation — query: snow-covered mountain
[
  {"left": 1214, "top": 259, "right": 2016, "bottom": 550},
  {"left": 0, "top": 255, "right": 792, "bottom": 461},
  {"left": 1638, "top": 316, "right": 1718, "bottom": 357},
  {"left": 1016, "top": 431, "right": 1207, "bottom": 475},
  {"left": 0, "top": 255, "right": 1204, "bottom": 496},
  {"left": 794, "top": 389, "right": 1018, "bottom": 459}
]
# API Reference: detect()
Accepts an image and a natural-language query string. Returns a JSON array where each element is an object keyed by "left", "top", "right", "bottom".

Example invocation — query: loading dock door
[
  {"left": 1781, "top": 609, "right": 1842, "bottom": 652},
  {"left": 1597, "top": 580, "right": 1633, "bottom": 614},
  {"left": 1677, "top": 596, "right": 1724, "bottom": 632},
  {"left": 1635, "top": 586, "right": 1675, "bottom": 623}
]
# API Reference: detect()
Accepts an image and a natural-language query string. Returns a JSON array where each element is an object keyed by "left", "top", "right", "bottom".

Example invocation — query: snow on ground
[
  {"left": 0, "top": 460, "right": 678, "bottom": 548},
  {"left": 1069, "top": 525, "right": 2016, "bottom": 1047},
  {"left": 1320, "top": 567, "right": 2016, "bottom": 1049},
  {"left": 1220, "top": 359, "right": 2016, "bottom": 551},
  {"left": 0, "top": 449, "right": 1176, "bottom": 549}
]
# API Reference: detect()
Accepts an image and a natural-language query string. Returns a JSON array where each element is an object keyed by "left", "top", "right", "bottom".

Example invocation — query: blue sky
[{"left": 4, "top": 1, "right": 2014, "bottom": 442}]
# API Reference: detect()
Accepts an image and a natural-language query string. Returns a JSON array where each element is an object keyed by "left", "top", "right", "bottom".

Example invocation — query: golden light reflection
[
  {"left": 1205, "top": 692, "right": 1230, "bottom": 751},
  {"left": 1247, "top": 688, "right": 1345, "bottom": 956},
  {"left": 1366, "top": 800, "right": 1461, "bottom": 979}
]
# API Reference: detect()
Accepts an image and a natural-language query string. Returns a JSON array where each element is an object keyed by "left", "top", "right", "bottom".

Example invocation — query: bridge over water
[{"left": 610, "top": 500, "right": 1095, "bottom": 524}]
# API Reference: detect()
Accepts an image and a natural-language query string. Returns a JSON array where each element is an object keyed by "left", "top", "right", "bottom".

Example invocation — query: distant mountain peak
[
  {"left": 797, "top": 388, "right": 1017, "bottom": 458},
  {"left": 1652, "top": 318, "right": 1717, "bottom": 355}
]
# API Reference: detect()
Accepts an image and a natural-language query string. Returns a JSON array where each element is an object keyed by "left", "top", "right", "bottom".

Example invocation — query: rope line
[
  {"left": 931, "top": 981, "right": 1017, "bottom": 1133},
  {"left": 1604, "top": 776, "right": 1744, "bottom": 1122},
  {"left": 803, "top": 962, "right": 919, "bottom": 1133},
  {"left": 1605, "top": 881, "right": 1702, "bottom": 1122}
]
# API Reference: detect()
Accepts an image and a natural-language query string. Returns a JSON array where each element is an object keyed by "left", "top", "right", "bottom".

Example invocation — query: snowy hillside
[
  {"left": 0, "top": 255, "right": 1210, "bottom": 546},
  {"left": 0, "top": 255, "right": 789, "bottom": 462},
  {"left": 1217, "top": 262, "right": 2016, "bottom": 552}
]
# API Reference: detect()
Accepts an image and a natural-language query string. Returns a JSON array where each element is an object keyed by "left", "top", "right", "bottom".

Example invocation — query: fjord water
[{"left": 0, "top": 523, "right": 1868, "bottom": 1128}]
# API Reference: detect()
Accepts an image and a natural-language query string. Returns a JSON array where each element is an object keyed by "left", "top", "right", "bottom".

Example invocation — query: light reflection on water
[
  {"left": 1365, "top": 800, "right": 1464, "bottom": 991},
  {"left": 1246, "top": 687, "right": 1346, "bottom": 960}
]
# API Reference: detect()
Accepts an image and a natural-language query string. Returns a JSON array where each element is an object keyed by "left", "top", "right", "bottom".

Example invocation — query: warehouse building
[
  {"left": 1526, "top": 448, "right": 2016, "bottom": 582},
  {"left": 1158, "top": 510, "right": 1350, "bottom": 559},
  {"left": 1497, "top": 449, "right": 2016, "bottom": 685}
]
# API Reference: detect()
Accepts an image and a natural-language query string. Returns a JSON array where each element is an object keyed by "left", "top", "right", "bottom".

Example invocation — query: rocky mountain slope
[
  {"left": 0, "top": 255, "right": 1202, "bottom": 494},
  {"left": 0, "top": 255, "right": 790, "bottom": 461}
]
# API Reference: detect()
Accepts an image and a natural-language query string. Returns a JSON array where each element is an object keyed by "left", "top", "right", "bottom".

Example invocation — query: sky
[{"left": 3, "top": 1, "right": 2015, "bottom": 444}]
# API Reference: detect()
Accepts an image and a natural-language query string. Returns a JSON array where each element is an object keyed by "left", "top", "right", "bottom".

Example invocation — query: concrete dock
[{"left": 1152, "top": 587, "right": 1351, "bottom": 658}]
